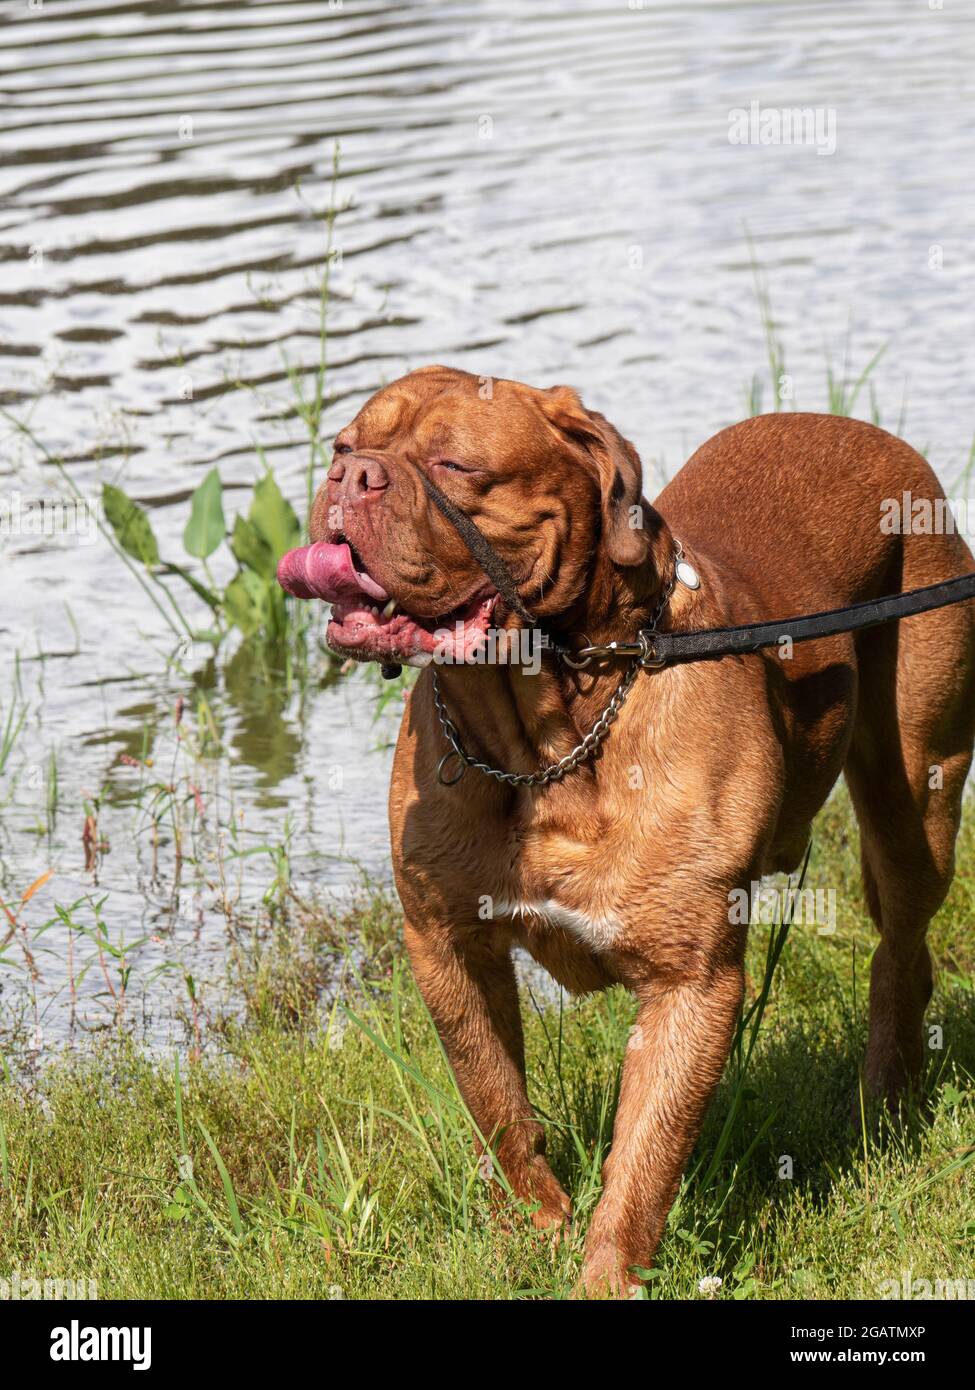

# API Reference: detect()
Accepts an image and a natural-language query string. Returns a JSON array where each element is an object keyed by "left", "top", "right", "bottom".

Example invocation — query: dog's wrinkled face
[{"left": 277, "top": 366, "right": 649, "bottom": 666}]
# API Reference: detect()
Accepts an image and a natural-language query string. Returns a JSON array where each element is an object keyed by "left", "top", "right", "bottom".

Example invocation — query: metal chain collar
[
  {"left": 431, "top": 548, "right": 682, "bottom": 787},
  {"left": 433, "top": 659, "right": 640, "bottom": 787}
]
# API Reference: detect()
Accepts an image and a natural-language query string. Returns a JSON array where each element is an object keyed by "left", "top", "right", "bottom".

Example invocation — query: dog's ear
[{"left": 536, "top": 386, "right": 650, "bottom": 567}]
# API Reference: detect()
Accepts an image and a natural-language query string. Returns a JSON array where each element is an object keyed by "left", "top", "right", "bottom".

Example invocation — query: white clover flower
[{"left": 698, "top": 1275, "right": 723, "bottom": 1298}]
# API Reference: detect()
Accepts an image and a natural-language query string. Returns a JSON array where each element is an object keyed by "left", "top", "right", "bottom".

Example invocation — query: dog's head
[{"left": 278, "top": 365, "right": 662, "bottom": 666}]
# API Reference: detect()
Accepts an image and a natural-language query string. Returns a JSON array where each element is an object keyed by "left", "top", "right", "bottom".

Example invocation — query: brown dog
[{"left": 279, "top": 365, "right": 975, "bottom": 1295}]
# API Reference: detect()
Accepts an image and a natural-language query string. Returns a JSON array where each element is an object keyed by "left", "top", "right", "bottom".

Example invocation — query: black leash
[
  {"left": 644, "top": 570, "right": 975, "bottom": 665},
  {"left": 380, "top": 471, "right": 975, "bottom": 680}
]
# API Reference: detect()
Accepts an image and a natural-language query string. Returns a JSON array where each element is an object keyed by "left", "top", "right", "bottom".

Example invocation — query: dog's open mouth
[{"left": 277, "top": 541, "right": 497, "bottom": 666}]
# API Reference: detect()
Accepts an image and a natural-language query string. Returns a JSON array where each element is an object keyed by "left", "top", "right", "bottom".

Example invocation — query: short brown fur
[{"left": 311, "top": 367, "right": 975, "bottom": 1295}]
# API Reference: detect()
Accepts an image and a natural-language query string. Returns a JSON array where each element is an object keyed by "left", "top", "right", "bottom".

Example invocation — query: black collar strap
[
  {"left": 381, "top": 466, "right": 570, "bottom": 678},
  {"left": 416, "top": 469, "right": 537, "bottom": 626}
]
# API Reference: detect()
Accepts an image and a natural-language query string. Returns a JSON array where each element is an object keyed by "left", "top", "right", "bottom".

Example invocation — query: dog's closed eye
[{"left": 431, "top": 458, "right": 478, "bottom": 475}]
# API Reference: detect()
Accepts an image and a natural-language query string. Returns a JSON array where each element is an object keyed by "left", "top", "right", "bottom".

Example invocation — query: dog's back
[{"left": 657, "top": 413, "right": 975, "bottom": 618}]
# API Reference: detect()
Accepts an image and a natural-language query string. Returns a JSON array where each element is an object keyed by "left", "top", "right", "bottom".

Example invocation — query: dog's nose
[{"left": 327, "top": 454, "right": 390, "bottom": 503}]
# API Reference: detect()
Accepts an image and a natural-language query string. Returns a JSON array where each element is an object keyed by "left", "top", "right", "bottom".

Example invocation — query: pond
[{"left": 1, "top": 0, "right": 973, "bottom": 1050}]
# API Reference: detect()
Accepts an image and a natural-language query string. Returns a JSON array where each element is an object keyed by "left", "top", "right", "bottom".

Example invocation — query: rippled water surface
[{"left": 2, "top": 0, "right": 974, "bottom": 1046}]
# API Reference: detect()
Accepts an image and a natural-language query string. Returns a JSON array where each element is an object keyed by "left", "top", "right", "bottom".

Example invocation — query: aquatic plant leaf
[
  {"left": 161, "top": 562, "right": 220, "bottom": 611},
  {"left": 231, "top": 515, "right": 274, "bottom": 579},
  {"left": 224, "top": 569, "right": 266, "bottom": 636},
  {"left": 249, "top": 472, "right": 300, "bottom": 561},
  {"left": 183, "top": 468, "right": 225, "bottom": 559},
  {"left": 102, "top": 484, "right": 160, "bottom": 566}
]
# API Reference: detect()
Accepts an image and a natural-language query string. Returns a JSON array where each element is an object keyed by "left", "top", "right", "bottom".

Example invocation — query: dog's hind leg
[
  {"left": 402, "top": 918, "right": 572, "bottom": 1230},
  {"left": 844, "top": 595, "right": 975, "bottom": 1109}
]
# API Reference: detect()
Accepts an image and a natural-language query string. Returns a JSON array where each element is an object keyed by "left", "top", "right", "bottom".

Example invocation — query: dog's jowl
[{"left": 279, "top": 366, "right": 975, "bottom": 1296}]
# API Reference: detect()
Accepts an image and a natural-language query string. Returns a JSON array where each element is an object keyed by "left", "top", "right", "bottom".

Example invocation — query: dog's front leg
[
  {"left": 403, "top": 917, "right": 572, "bottom": 1230},
  {"left": 581, "top": 963, "right": 744, "bottom": 1297}
]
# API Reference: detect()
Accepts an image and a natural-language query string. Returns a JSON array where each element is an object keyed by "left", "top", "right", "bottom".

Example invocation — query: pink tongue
[{"left": 276, "top": 542, "right": 388, "bottom": 603}]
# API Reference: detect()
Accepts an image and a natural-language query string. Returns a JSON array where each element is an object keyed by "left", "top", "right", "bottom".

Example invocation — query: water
[{"left": 1, "top": 0, "right": 974, "bottom": 1047}]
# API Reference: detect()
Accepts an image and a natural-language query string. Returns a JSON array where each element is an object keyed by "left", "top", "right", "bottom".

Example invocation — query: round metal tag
[{"left": 676, "top": 559, "right": 700, "bottom": 590}]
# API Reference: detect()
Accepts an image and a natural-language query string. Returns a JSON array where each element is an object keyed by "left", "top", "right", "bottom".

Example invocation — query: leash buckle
[
  {"left": 563, "top": 636, "right": 646, "bottom": 668},
  {"left": 638, "top": 630, "right": 666, "bottom": 669}
]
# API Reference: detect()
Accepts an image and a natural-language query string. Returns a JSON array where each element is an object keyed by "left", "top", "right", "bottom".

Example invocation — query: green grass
[{"left": 1, "top": 785, "right": 973, "bottom": 1300}]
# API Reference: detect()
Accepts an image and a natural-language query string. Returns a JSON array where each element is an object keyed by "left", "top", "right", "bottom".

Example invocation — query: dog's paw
[
  {"left": 496, "top": 1154, "right": 572, "bottom": 1234},
  {"left": 576, "top": 1245, "right": 644, "bottom": 1299},
  {"left": 529, "top": 1196, "right": 573, "bottom": 1235},
  {"left": 522, "top": 1156, "right": 573, "bottom": 1233}
]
